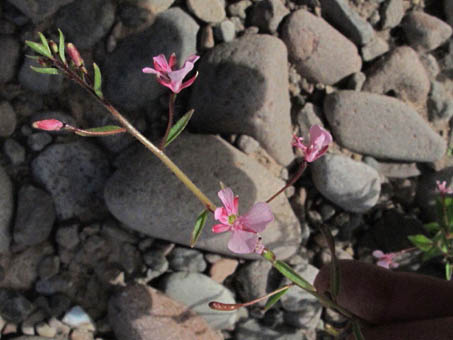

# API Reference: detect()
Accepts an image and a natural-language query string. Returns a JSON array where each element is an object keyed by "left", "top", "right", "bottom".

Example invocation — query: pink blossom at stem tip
[
  {"left": 142, "top": 53, "right": 199, "bottom": 94},
  {"left": 212, "top": 188, "right": 274, "bottom": 254},
  {"left": 292, "top": 125, "right": 332, "bottom": 162},
  {"left": 372, "top": 250, "right": 399, "bottom": 269},
  {"left": 32, "top": 119, "right": 64, "bottom": 131},
  {"left": 436, "top": 180, "right": 453, "bottom": 195}
]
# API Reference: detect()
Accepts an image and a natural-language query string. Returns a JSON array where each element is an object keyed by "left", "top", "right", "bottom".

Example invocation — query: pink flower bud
[
  {"left": 67, "top": 43, "right": 83, "bottom": 67},
  {"left": 32, "top": 119, "right": 64, "bottom": 131}
]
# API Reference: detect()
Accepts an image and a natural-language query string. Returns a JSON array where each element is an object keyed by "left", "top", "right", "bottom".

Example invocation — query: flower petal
[
  {"left": 179, "top": 72, "right": 198, "bottom": 92},
  {"left": 376, "top": 259, "right": 390, "bottom": 269},
  {"left": 142, "top": 67, "right": 159, "bottom": 74},
  {"left": 214, "top": 207, "right": 229, "bottom": 225},
  {"left": 212, "top": 223, "right": 231, "bottom": 233},
  {"left": 218, "top": 188, "right": 238, "bottom": 215},
  {"left": 372, "top": 250, "right": 384, "bottom": 259},
  {"left": 228, "top": 230, "right": 259, "bottom": 254},
  {"left": 32, "top": 119, "right": 64, "bottom": 131},
  {"left": 241, "top": 202, "right": 274, "bottom": 233},
  {"left": 153, "top": 54, "right": 171, "bottom": 72},
  {"left": 168, "top": 53, "right": 176, "bottom": 69}
]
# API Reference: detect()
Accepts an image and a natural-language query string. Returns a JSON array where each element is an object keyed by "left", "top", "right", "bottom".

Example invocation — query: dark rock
[
  {"left": 0, "top": 35, "right": 20, "bottom": 83},
  {"left": 13, "top": 185, "right": 55, "bottom": 247},
  {"left": 19, "top": 58, "right": 63, "bottom": 94},
  {"left": 0, "top": 101, "right": 16, "bottom": 137},
  {"left": 7, "top": 0, "right": 74, "bottom": 23},
  {"left": 0, "top": 166, "right": 13, "bottom": 253},
  {"left": 168, "top": 247, "right": 207, "bottom": 272},
  {"left": 249, "top": 0, "right": 289, "bottom": 33}
]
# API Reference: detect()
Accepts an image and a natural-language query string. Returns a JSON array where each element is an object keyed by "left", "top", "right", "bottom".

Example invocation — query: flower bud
[
  {"left": 67, "top": 43, "right": 83, "bottom": 67},
  {"left": 49, "top": 40, "right": 58, "bottom": 54},
  {"left": 32, "top": 119, "right": 64, "bottom": 131}
]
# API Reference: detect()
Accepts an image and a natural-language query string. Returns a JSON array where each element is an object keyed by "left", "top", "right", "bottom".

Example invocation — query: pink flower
[
  {"left": 142, "top": 53, "right": 199, "bottom": 93},
  {"left": 292, "top": 125, "right": 332, "bottom": 162},
  {"left": 372, "top": 250, "right": 399, "bottom": 269},
  {"left": 32, "top": 119, "right": 64, "bottom": 131},
  {"left": 436, "top": 180, "right": 453, "bottom": 195},
  {"left": 212, "top": 188, "right": 274, "bottom": 254}
]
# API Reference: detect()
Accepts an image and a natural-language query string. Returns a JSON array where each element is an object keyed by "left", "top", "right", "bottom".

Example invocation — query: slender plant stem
[
  {"left": 160, "top": 93, "right": 177, "bottom": 150},
  {"left": 55, "top": 59, "right": 216, "bottom": 212},
  {"left": 266, "top": 161, "right": 307, "bottom": 204}
]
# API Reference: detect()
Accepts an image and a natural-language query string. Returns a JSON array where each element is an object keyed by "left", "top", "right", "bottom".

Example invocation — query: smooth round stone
[
  {"left": 187, "top": 0, "right": 225, "bottom": 23},
  {"left": 189, "top": 34, "right": 294, "bottom": 165},
  {"left": 324, "top": 91, "right": 446, "bottom": 162},
  {"left": 19, "top": 59, "right": 63, "bottom": 95},
  {"left": 55, "top": 0, "right": 115, "bottom": 49},
  {"left": 31, "top": 141, "right": 110, "bottom": 221},
  {"left": 105, "top": 133, "right": 302, "bottom": 260},
  {"left": 363, "top": 46, "right": 430, "bottom": 106},
  {"left": 168, "top": 247, "right": 207, "bottom": 272},
  {"left": 0, "top": 101, "right": 17, "bottom": 137},
  {"left": 109, "top": 284, "right": 221, "bottom": 340},
  {"left": 311, "top": 154, "right": 381, "bottom": 213},
  {"left": 0, "top": 166, "right": 13, "bottom": 253},
  {"left": 7, "top": 0, "right": 74, "bottom": 23},
  {"left": 104, "top": 7, "right": 198, "bottom": 110},
  {"left": 0, "top": 35, "right": 20, "bottom": 83},
  {"left": 160, "top": 272, "right": 238, "bottom": 330},
  {"left": 281, "top": 9, "right": 362, "bottom": 85}
]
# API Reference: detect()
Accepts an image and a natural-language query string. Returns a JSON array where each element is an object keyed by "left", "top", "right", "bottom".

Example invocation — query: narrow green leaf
[
  {"left": 73, "top": 125, "right": 126, "bottom": 137},
  {"left": 274, "top": 260, "right": 315, "bottom": 292},
  {"left": 25, "top": 40, "right": 52, "bottom": 58},
  {"left": 30, "top": 66, "right": 59, "bottom": 75},
  {"left": 352, "top": 321, "right": 365, "bottom": 340},
  {"left": 424, "top": 222, "right": 441, "bottom": 234},
  {"left": 38, "top": 32, "right": 52, "bottom": 57},
  {"left": 264, "top": 287, "right": 289, "bottom": 311},
  {"left": 320, "top": 224, "right": 340, "bottom": 300},
  {"left": 58, "top": 29, "right": 66, "bottom": 64},
  {"left": 408, "top": 234, "right": 433, "bottom": 252},
  {"left": 446, "top": 262, "right": 452, "bottom": 280},
  {"left": 165, "top": 109, "right": 194, "bottom": 147},
  {"left": 93, "top": 62, "right": 103, "bottom": 98},
  {"left": 422, "top": 246, "right": 442, "bottom": 262},
  {"left": 190, "top": 209, "right": 209, "bottom": 247}
]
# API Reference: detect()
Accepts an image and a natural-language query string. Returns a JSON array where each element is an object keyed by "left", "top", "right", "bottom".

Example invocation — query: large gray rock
[
  {"left": 160, "top": 272, "right": 237, "bottom": 330},
  {"left": 31, "top": 141, "right": 110, "bottom": 221},
  {"left": 0, "top": 166, "right": 13, "bottom": 253},
  {"left": 363, "top": 46, "right": 430, "bottom": 107},
  {"left": 187, "top": 0, "right": 225, "bottom": 23},
  {"left": 0, "top": 35, "right": 20, "bottom": 83},
  {"left": 7, "top": 0, "right": 75, "bottom": 23},
  {"left": 55, "top": 0, "right": 115, "bottom": 49},
  {"left": 324, "top": 91, "right": 446, "bottom": 162},
  {"left": 13, "top": 185, "right": 55, "bottom": 248},
  {"left": 104, "top": 7, "right": 199, "bottom": 110},
  {"left": 402, "top": 11, "right": 452, "bottom": 52},
  {"left": 381, "top": 0, "right": 404, "bottom": 29},
  {"left": 281, "top": 9, "right": 362, "bottom": 85},
  {"left": 189, "top": 34, "right": 293, "bottom": 165},
  {"left": 311, "top": 154, "right": 381, "bottom": 213},
  {"left": 105, "top": 134, "right": 302, "bottom": 259},
  {"left": 109, "top": 284, "right": 221, "bottom": 340},
  {"left": 319, "top": 0, "right": 375, "bottom": 45}
]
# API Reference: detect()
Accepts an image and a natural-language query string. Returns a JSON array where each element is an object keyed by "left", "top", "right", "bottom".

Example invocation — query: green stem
[
  {"left": 160, "top": 93, "right": 177, "bottom": 150},
  {"left": 55, "top": 59, "right": 216, "bottom": 212}
]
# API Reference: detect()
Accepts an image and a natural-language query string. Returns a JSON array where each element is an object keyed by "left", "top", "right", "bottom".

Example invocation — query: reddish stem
[
  {"left": 159, "top": 93, "right": 177, "bottom": 150},
  {"left": 266, "top": 161, "right": 307, "bottom": 204}
]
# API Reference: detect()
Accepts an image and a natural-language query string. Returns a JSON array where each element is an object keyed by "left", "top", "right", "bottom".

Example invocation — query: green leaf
[
  {"left": 273, "top": 260, "right": 315, "bottom": 293},
  {"left": 30, "top": 66, "right": 59, "bottom": 75},
  {"left": 93, "top": 62, "right": 103, "bottom": 98},
  {"left": 408, "top": 234, "right": 433, "bottom": 252},
  {"left": 38, "top": 32, "right": 52, "bottom": 57},
  {"left": 190, "top": 209, "right": 209, "bottom": 247},
  {"left": 352, "top": 321, "right": 365, "bottom": 340},
  {"left": 74, "top": 125, "right": 125, "bottom": 137},
  {"left": 25, "top": 40, "right": 52, "bottom": 58},
  {"left": 264, "top": 287, "right": 289, "bottom": 311},
  {"left": 319, "top": 224, "right": 340, "bottom": 300},
  {"left": 165, "top": 109, "right": 194, "bottom": 147},
  {"left": 424, "top": 222, "right": 441, "bottom": 234},
  {"left": 58, "top": 29, "right": 66, "bottom": 64},
  {"left": 422, "top": 246, "right": 442, "bottom": 262},
  {"left": 446, "top": 262, "right": 452, "bottom": 281}
]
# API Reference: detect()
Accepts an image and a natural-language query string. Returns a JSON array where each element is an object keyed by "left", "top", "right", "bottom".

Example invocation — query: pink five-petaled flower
[
  {"left": 32, "top": 119, "right": 64, "bottom": 131},
  {"left": 292, "top": 125, "right": 333, "bottom": 163},
  {"left": 372, "top": 250, "right": 399, "bottom": 269},
  {"left": 212, "top": 188, "right": 274, "bottom": 254},
  {"left": 436, "top": 180, "right": 453, "bottom": 195},
  {"left": 142, "top": 53, "right": 199, "bottom": 94}
]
